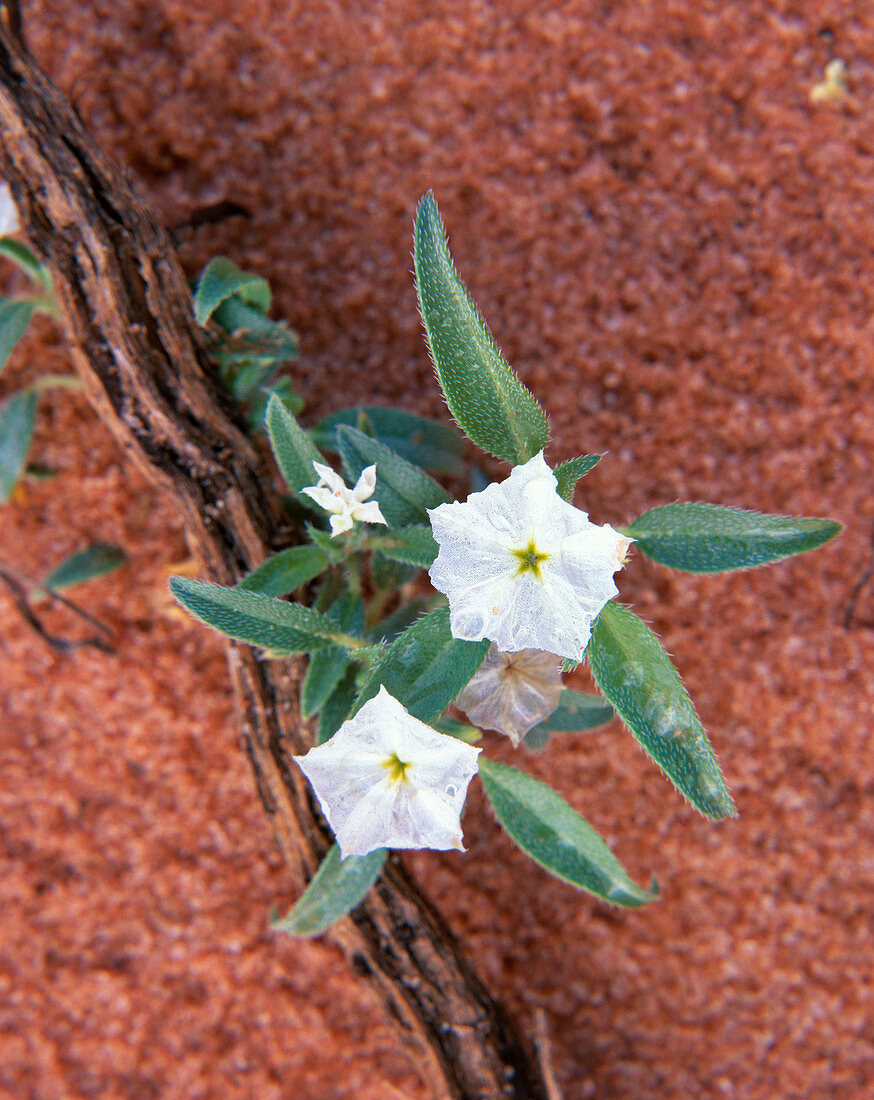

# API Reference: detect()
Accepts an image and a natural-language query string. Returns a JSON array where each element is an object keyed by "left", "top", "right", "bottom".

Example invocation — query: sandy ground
[{"left": 2, "top": 1, "right": 873, "bottom": 1097}]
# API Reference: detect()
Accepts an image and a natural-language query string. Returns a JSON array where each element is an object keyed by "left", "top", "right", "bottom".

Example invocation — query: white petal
[
  {"left": 301, "top": 485, "right": 343, "bottom": 513},
  {"left": 350, "top": 500, "right": 388, "bottom": 526},
  {"left": 351, "top": 464, "right": 378, "bottom": 502},
  {"left": 330, "top": 512, "right": 355, "bottom": 536},
  {"left": 311, "top": 461, "right": 347, "bottom": 495},
  {"left": 0, "top": 183, "right": 20, "bottom": 237}
]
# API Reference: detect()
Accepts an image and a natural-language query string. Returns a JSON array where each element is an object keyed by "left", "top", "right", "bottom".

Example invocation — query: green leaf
[
  {"left": 194, "top": 257, "right": 271, "bottom": 325},
  {"left": 42, "top": 544, "right": 125, "bottom": 591},
  {"left": 625, "top": 502, "right": 842, "bottom": 573},
  {"left": 370, "top": 551, "right": 419, "bottom": 590},
  {"left": 337, "top": 425, "right": 451, "bottom": 528},
  {"left": 588, "top": 601, "right": 736, "bottom": 820},
  {"left": 368, "top": 525, "right": 438, "bottom": 569},
  {"left": 0, "top": 240, "right": 51, "bottom": 289},
  {"left": 169, "top": 576, "right": 351, "bottom": 654},
  {"left": 365, "top": 598, "right": 432, "bottom": 643},
  {"left": 318, "top": 663, "right": 359, "bottom": 743},
  {"left": 273, "top": 844, "right": 386, "bottom": 937},
  {"left": 554, "top": 454, "right": 603, "bottom": 502},
  {"left": 354, "top": 606, "right": 488, "bottom": 724},
  {"left": 523, "top": 689, "right": 613, "bottom": 750},
  {"left": 237, "top": 545, "right": 329, "bottom": 597},
  {"left": 413, "top": 192, "right": 550, "bottom": 465},
  {"left": 311, "top": 406, "right": 465, "bottom": 474},
  {"left": 0, "top": 389, "right": 36, "bottom": 502},
  {"left": 301, "top": 592, "right": 365, "bottom": 719},
  {"left": 212, "top": 298, "right": 297, "bottom": 362},
  {"left": 266, "top": 394, "right": 325, "bottom": 498},
  {"left": 478, "top": 758, "right": 658, "bottom": 906},
  {"left": 432, "top": 715, "right": 481, "bottom": 743},
  {"left": 0, "top": 298, "right": 35, "bottom": 373}
]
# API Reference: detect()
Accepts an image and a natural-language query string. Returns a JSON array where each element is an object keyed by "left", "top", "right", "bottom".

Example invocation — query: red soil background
[{"left": 2, "top": 2, "right": 873, "bottom": 1097}]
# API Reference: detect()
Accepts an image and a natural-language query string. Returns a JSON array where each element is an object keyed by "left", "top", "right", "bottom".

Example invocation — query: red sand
[{"left": 2, "top": 2, "right": 873, "bottom": 1096}]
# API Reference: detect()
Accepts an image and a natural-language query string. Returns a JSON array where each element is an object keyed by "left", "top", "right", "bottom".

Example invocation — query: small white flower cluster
[
  {"left": 302, "top": 461, "right": 387, "bottom": 537},
  {"left": 0, "top": 182, "right": 20, "bottom": 237}
]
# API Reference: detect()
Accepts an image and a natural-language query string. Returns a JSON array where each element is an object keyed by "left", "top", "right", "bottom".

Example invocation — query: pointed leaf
[
  {"left": 337, "top": 425, "right": 450, "bottom": 527},
  {"left": 194, "top": 256, "right": 271, "bottom": 325},
  {"left": 0, "top": 299, "right": 35, "bottom": 373},
  {"left": 354, "top": 606, "right": 488, "bottom": 724},
  {"left": 478, "top": 758, "right": 658, "bottom": 906},
  {"left": 0, "top": 389, "right": 36, "bottom": 502},
  {"left": 588, "top": 601, "right": 736, "bottom": 819},
  {"left": 213, "top": 297, "right": 297, "bottom": 361},
  {"left": 368, "top": 525, "right": 438, "bottom": 568},
  {"left": 413, "top": 192, "right": 549, "bottom": 464},
  {"left": 0, "top": 241, "right": 51, "bottom": 289},
  {"left": 554, "top": 454, "right": 603, "bottom": 502},
  {"left": 42, "top": 544, "right": 125, "bottom": 591},
  {"left": 169, "top": 576, "right": 351, "bottom": 654},
  {"left": 318, "top": 664, "right": 359, "bottom": 743},
  {"left": 273, "top": 844, "right": 386, "bottom": 937},
  {"left": 366, "top": 598, "right": 432, "bottom": 643},
  {"left": 523, "top": 689, "right": 613, "bottom": 750},
  {"left": 626, "top": 502, "right": 842, "bottom": 573},
  {"left": 266, "top": 394, "right": 324, "bottom": 498},
  {"left": 311, "top": 406, "right": 465, "bottom": 474},
  {"left": 237, "top": 545, "right": 329, "bottom": 597},
  {"left": 301, "top": 592, "right": 365, "bottom": 719}
]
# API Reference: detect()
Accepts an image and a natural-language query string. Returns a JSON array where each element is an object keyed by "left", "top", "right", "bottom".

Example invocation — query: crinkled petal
[
  {"left": 0, "top": 183, "right": 20, "bottom": 237},
  {"left": 301, "top": 484, "right": 342, "bottom": 513},
  {"left": 351, "top": 464, "right": 378, "bottom": 502},
  {"left": 330, "top": 512, "right": 355, "bottom": 536},
  {"left": 457, "top": 645, "right": 563, "bottom": 745},
  {"left": 350, "top": 499, "right": 387, "bottom": 526},
  {"left": 311, "top": 461, "right": 347, "bottom": 495}
]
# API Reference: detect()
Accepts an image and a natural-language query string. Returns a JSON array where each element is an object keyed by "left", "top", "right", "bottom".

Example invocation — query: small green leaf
[
  {"left": 337, "top": 425, "right": 451, "bottom": 528},
  {"left": 625, "top": 502, "right": 842, "bottom": 573},
  {"left": 318, "top": 664, "right": 359, "bottom": 743},
  {"left": 366, "top": 598, "right": 432, "bottom": 643},
  {"left": 0, "top": 240, "right": 51, "bottom": 289},
  {"left": 266, "top": 394, "right": 325, "bottom": 499},
  {"left": 273, "top": 844, "right": 386, "bottom": 937},
  {"left": 354, "top": 606, "right": 488, "bottom": 724},
  {"left": 554, "top": 454, "right": 603, "bottom": 502},
  {"left": 42, "top": 544, "right": 125, "bottom": 591},
  {"left": 368, "top": 525, "right": 438, "bottom": 569},
  {"left": 0, "top": 298, "right": 35, "bottom": 373},
  {"left": 522, "top": 689, "right": 613, "bottom": 751},
  {"left": 311, "top": 406, "right": 465, "bottom": 474},
  {"left": 370, "top": 551, "right": 420, "bottom": 590},
  {"left": 301, "top": 592, "right": 365, "bottom": 719},
  {"left": 213, "top": 297, "right": 297, "bottom": 361},
  {"left": 588, "top": 601, "right": 736, "bottom": 820},
  {"left": 194, "top": 257, "right": 271, "bottom": 325},
  {"left": 169, "top": 576, "right": 350, "bottom": 654},
  {"left": 413, "top": 192, "right": 550, "bottom": 465},
  {"left": 237, "top": 545, "right": 329, "bottom": 597},
  {"left": 478, "top": 758, "right": 658, "bottom": 906},
  {"left": 432, "top": 715, "right": 481, "bottom": 743},
  {"left": 0, "top": 388, "right": 36, "bottom": 502}
]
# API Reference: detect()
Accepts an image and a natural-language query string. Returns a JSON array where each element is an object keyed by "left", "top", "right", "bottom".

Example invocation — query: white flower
[
  {"left": 301, "top": 461, "right": 388, "bottom": 537},
  {"left": 0, "top": 182, "right": 20, "bottom": 237},
  {"left": 294, "top": 686, "right": 481, "bottom": 859},
  {"left": 428, "top": 451, "right": 633, "bottom": 662},
  {"left": 456, "top": 644, "right": 563, "bottom": 746}
]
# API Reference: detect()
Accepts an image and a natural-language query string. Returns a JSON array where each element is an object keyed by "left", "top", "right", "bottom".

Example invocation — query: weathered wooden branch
[{"left": 0, "top": 16, "right": 549, "bottom": 1100}]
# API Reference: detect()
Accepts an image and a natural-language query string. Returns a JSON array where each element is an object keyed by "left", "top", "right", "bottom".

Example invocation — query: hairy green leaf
[
  {"left": 301, "top": 592, "right": 365, "bottom": 719},
  {"left": 0, "top": 389, "right": 36, "bottom": 502},
  {"left": 354, "top": 606, "right": 488, "bottom": 724},
  {"left": 213, "top": 297, "right": 297, "bottom": 362},
  {"left": 626, "top": 502, "right": 842, "bottom": 573},
  {"left": 272, "top": 844, "right": 386, "bottom": 936},
  {"left": 478, "top": 758, "right": 658, "bottom": 906},
  {"left": 337, "top": 425, "right": 450, "bottom": 527},
  {"left": 523, "top": 689, "right": 613, "bottom": 750},
  {"left": 194, "top": 256, "right": 271, "bottom": 325},
  {"left": 266, "top": 394, "right": 324, "bottom": 498},
  {"left": 0, "top": 299, "right": 35, "bottom": 373},
  {"left": 414, "top": 192, "right": 549, "bottom": 465},
  {"left": 0, "top": 240, "right": 51, "bottom": 289},
  {"left": 169, "top": 576, "right": 349, "bottom": 655},
  {"left": 318, "top": 664, "right": 359, "bottom": 743},
  {"left": 554, "top": 454, "right": 603, "bottom": 502},
  {"left": 311, "top": 406, "right": 465, "bottom": 474},
  {"left": 237, "top": 545, "right": 329, "bottom": 597},
  {"left": 368, "top": 525, "right": 438, "bottom": 568},
  {"left": 42, "top": 544, "right": 125, "bottom": 592},
  {"left": 588, "top": 601, "right": 736, "bottom": 820}
]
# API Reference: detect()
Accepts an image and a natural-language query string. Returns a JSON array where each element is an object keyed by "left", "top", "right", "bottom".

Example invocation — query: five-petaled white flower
[
  {"left": 301, "top": 461, "right": 388, "bottom": 537},
  {"left": 428, "top": 451, "right": 632, "bottom": 661},
  {"left": 294, "top": 686, "right": 481, "bottom": 859},
  {"left": 456, "top": 644, "right": 563, "bottom": 746},
  {"left": 0, "top": 182, "right": 20, "bottom": 237}
]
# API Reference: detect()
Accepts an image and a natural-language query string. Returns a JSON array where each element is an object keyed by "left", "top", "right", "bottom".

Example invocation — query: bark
[{"left": 0, "top": 19, "right": 550, "bottom": 1100}]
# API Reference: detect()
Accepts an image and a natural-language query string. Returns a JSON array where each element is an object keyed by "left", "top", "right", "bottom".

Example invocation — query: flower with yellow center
[
  {"left": 294, "top": 686, "right": 481, "bottom": 859},
  {"left": 428, "top": 451, "right": 632, "bottom": 661},
  {"left": 456, "top": 644, "right": 564, "bottom": 746}
]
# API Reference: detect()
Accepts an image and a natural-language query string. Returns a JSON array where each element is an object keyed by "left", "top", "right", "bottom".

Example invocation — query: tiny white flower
[
  {"left": 428, "top": 451, "right": 633, "bottom": 662},
  {"left": 301, "top": 460, "right": 388, "bottom": 537},
  {"left": 0, "top": 182, "right": 20, "bottom": 237},
  {"left": 295, "top": 686, "right": 481, "bottom": 859},
  {"left": 456, "top": 644, "right": 563, "bottom": 747}
]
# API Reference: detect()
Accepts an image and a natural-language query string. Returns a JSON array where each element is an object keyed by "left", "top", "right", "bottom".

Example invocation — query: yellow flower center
[
  {"left": 511, "top": 539, "right": 550, "bottom": 580},
  {"left": 382, "top": 751, "right": 413, "bottom": 785}
]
